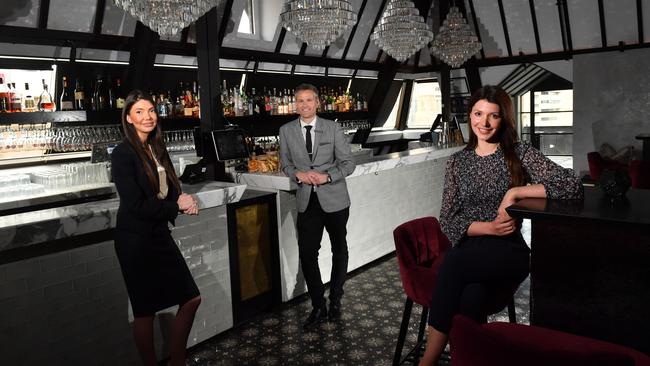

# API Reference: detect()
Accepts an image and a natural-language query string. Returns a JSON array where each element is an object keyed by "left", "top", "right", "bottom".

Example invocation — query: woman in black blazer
[{"left": 112, "top": 90, "right": 201, "bottom": 366}]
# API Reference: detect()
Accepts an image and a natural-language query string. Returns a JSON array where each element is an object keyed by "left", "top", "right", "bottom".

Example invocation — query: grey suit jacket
[{"left": 279, "top": 117, "right": 356, "bottom": 213}]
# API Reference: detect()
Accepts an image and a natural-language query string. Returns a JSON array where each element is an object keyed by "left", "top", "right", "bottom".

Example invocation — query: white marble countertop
[
  {"left": 235, "top": 145, "right": 464, "bottom": 191},
  {"left": 0, "top": 181, "right": 247, "bottom": 252}
]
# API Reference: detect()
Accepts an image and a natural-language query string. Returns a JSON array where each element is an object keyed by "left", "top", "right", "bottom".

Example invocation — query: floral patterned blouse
[{"left": 440, "top": 141, "right": 583, "bottom": 246}]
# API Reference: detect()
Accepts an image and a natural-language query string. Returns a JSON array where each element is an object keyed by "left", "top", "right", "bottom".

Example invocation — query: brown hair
[
  {"left": 294, "top": 83, "right": 319, "bottom": 98},
  {"left": 466, "top": 85, "right": 526, "bottom": 187},
  {"left": 121, "top": 90, "right": 181, "bottom": 195}
]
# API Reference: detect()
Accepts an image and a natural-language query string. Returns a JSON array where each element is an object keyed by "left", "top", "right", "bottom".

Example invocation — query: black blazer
[{"left": 112, "top": 140, "right": 179, "bottom": 236}]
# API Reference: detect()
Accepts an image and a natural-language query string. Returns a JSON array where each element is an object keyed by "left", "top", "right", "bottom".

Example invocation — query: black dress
[{"left": 111, "top": 141, "right": 199, "bottom": 317}]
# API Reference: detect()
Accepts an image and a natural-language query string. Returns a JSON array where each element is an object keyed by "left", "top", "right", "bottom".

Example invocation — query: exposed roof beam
[
  {"left": 598, "top": 0, "right": 607, "bottom": 47},
  {"left": 180, "top": 27, "right": 190, "bottom": 44},
  {"left": 274, "top": 28, "right": 286, "bottom": 54},
  {"left": 497, "top": 0, "right": 512, "bottom": 57},
  {"left": 637, "top": 0, "right": 644, "bottom": 43},
  {"left": 38, "top": 0, "right": 51, "bottom": 29},
  {"left": 359, "top": 0, "right": 390, "bottom": 62},
  {"left": 93, "top": 0, "right": 106, "bottom": 35},
  {"left": 560, "top": 0, "right": 573, "bottom": 52},
  {"left": 218, "top": 0, "right": 235, "bottom": 47},
  {"left": 221, "top": 47, "right": 383, "bottom": 71},
  {"left": 299, "top": 42, "right": 307, "bottom": 56},
  {"left": 529, "top": 0, "right": 542, "bottom": 54},
  {"left": 321, "top": 46, "right": 330, "bottom": 58},
  {"left": 341, "top": 0, "right": 369, "bottom": 59}
]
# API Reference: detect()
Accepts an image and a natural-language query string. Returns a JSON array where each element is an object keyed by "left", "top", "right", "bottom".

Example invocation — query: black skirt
[{"left": 114, "top": 229, "right": 200, "bottom": 317}]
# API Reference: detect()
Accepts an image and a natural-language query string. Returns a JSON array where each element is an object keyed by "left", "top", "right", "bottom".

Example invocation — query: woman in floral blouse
[{"left": 419, "top": 85, "right": 583, "bottom": 365}]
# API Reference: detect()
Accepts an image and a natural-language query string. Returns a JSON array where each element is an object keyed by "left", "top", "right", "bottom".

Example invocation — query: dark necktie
[{"left": 305, "top": 125, "right": 313, "bottom": 160}]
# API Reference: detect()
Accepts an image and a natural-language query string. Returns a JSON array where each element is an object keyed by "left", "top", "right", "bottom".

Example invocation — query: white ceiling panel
[
  {"left": 604, "top": 0, "right": 638, "bottom": 46},
  {"left": 47, "top": 0, "right": 97, "bottom": 33},
  {"left": 1, "top": 0, "right": 39, "bottom": 28},
  {"left": 567, "top": 0, "right": 601, "bottom": 50},
  {"left": 345, "top": 0, "right": 387, "bottom": 61},
  {"left": 222, "top": 0, "right": 282, "bottom": 52},
  {"left": 533, "top": 0, "right": 564, "bottom": 53},
  {"left": 100, "top": 1, "right": 136, "bottom": 36},
  {"left": 502, "top": 0, "right": 537, "bottom": 55},
  {"left": 473, "top": 1, "right": 508, "bottom": 57},
  {"left": 327, "top": 0, "right": 364, "bottom": 59}
]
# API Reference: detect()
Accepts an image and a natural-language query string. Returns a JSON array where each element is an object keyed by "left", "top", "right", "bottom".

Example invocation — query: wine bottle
[
  {"left": 74, "top": 79, "right": 85, "bottom": 110},
  {"left": 59, "top": 76, "right": 74, "bottom": 111}
]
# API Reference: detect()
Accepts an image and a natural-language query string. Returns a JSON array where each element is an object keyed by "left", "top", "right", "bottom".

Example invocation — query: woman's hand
[
  {"left": 177, "top": 193, "right": 198, "bottom": 215},
  {"left": 497, "top": 187, "right": 520, "bottom": 218},
  {"left": 491, "top": 213, "right": 517, "bottom": 236}
]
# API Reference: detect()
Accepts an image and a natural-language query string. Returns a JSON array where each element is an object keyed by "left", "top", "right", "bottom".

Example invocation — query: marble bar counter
[
  {"left": 0, "top": 181, "right": 246, "bottom": 365},
  {"left": 506, "top": 187, "right": 650, "bottom": 355},
  {"left": 235, "top": 145, "right": 464, "bottom": 302}
]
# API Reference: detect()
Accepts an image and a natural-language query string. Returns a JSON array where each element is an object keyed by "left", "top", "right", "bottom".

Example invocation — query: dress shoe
[
  {"left": 303, "top": 306, "right": 328, "bottom": 329},
  {"left": 328, "top": 301, "right": 342, "bottom": 320}
]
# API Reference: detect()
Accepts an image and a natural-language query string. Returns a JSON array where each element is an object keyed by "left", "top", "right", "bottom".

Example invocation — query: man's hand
[
  {"left": 307, "top": 171, "right": 329, "bottom": 186},
  {"left": 296, "top": 171, "right": 316, "bottom": 185}
]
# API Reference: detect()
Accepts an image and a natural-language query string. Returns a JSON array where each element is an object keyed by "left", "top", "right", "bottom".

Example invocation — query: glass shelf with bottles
[{"left": 221, "top": 83, "right": 369, "bottom": 118}]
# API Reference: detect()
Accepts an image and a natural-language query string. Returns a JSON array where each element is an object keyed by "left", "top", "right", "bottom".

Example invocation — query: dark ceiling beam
[
  {"left": 560, "top": 0, "right": 573, "bottom": 52},
  {"left": 93, "top": 0, "right": 106, "bottom": 35},
  {"left": 375, "top": 50, "right": 383, "bottom": 63},
  {"left": 222, "top": 46, "right": 383, "bottom": 70},
  {"left": 274, "top": 28, "right": 286, "bottom": 54},
  {"left": 125, "top": 22, "right": 159, "bottom": 92},
  {"left": 598, "top": 0, "right": 607, "bottom": 47},
  {"left": 557, "top": 0, "right": 567, "bottom": 52},
  {"left": 467, "top": 0, "right": 485, "bottom": 59},
  {"left": 321, "top": 46, "right": 330, "bottom": 58},
  {"left": 417, "top": 40, "right": 650, "bottom": 72},
  {"left": 0, "top": 25, "right": 134, "bottom": 52},
  {"left": 38, "top": 0, "right": 51, "bottom": 29},
  {"left": 299, "top": 42, "right": 307, "bottom": 56},
  {"left": 529, "top": 0, "right": 542, "bottom": 54},
  {"left": 637, "top": 0, "right": 644, "bottom": 43},
  {"left": 180, "top": 27, "right": 190, "bottom": 44},
  {"left": 341, "top": 0, "right": 369, "bottom": 59},
  {"left": 496, "top": 0, "right": 512, "bottom": 57},
  {"left": 218, "top": 0, "right": 235, "bottom": 46},
  {"left": 359, "top": 0, "right": 390, "bottom": 62}
]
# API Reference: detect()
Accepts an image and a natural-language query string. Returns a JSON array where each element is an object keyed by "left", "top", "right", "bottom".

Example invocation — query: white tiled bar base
[
  {"left": 241, "top": 146, "right": 461, "bottom": 301},
  {"left": 0, "top": 183, "right": 243, "bottom": 365}
]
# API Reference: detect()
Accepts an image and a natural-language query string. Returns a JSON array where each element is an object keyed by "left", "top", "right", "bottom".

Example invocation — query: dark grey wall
[{"left": 573, "top": 48, "right": 650, "bottom": 174}]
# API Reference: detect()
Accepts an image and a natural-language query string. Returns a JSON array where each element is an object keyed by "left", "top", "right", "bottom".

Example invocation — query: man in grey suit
[{"left": 279, "top": 83, "right": 356, "bottom": 329}]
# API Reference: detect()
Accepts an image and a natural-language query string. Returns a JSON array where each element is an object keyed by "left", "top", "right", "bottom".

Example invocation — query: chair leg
[
  {"left": 416, "top": 306, "right": 429, "bottom": 344},
  {"left": 507, "top": 298, "right": 517, "bottom": 323},
  {"left": 393, "top": 298, "right": 413, "bottom": 366}
]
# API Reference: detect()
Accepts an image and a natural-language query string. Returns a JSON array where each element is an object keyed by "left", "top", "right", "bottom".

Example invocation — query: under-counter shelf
[{"left": 0, "top": 151, "right": 91, "bottom": 168}]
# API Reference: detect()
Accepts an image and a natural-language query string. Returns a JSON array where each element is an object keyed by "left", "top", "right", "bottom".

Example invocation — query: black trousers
[
  {"left": 428, "top": 234, "right": 530, "bottom": 333},
  {"left": 297, "top": 192, "right": 350, "bottom": 309}
]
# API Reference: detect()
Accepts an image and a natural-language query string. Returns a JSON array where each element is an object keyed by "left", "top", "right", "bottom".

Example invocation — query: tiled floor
[{"left": 186, "top": 253, "right": 531, "bottom": 365}]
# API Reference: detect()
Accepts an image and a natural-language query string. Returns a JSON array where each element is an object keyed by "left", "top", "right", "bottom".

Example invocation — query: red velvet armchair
[
  {"left": 450, "top": 315, "right": 650, "bottom": 366},
  {"left": 393, "top": 216, "right": 451, "bottom": 365},
  {"left": 587, "top": 151, "right": 629, "bottom": 181}
]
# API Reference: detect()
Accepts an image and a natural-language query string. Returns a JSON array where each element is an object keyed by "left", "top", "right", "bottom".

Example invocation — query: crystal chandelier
[
  {"left": 430, "top": 6, "right": 482, "bottom": 68},
  {"left": 370, "top": 0, "right": 433, "bottom": 62},
  {"left": 113, "top": 0, "right": 222, "bottom": 36},
  {"left": 280, "top": 0, "right": 357, "bottom": 51}
]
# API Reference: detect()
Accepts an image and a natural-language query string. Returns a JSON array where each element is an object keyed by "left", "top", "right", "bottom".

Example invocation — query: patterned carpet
[{"left": 187, "top": 254, "right": 531, "bottom": 366}]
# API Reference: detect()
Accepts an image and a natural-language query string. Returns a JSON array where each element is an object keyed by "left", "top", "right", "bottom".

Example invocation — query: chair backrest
[
  {"left": 393, "top": 216, "right": 451, "bottom": 268},
  {"left": 450, "top": 315, "right": 648, "bottom": 366}
]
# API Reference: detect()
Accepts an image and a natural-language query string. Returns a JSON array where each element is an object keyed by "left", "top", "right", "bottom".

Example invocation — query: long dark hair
[
  {"left": 466, "top": 85, "right": 526, "bottom": 187},
  {"left": 121, "top": 90, "right": 181, "bottom": 195}
]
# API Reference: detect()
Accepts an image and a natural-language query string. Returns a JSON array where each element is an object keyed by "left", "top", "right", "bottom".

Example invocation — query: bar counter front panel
[
  {"left": 0, "top": 182, "right": 246, "bottom": 365},
  {"left": 507, "top": 187, "right": 650, "bottom": 355},
  {"left": 238, "top": 145, "right": 463, "bottom": 302}
]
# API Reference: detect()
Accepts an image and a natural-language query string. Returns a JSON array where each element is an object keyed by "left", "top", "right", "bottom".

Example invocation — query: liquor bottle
[
  {"left": 73, "top": 79, "right": 85, "bottom": 110},
  {"left": 107, "top": 76, "right": 116, "bottom": 109},
  {"left": 192, "top": 81, "right": 200, "bottom": 118},
  {"left": 10, "top": 83, "right": 22, "bottom": 112},
  {"left": 115, "top": 78, "right": 125, "bottom": 109},
  {"left": 93, "top": 75, "right": 108, "bottom": 111},
  {"left": 59, "top": 76, "right": 74, "bottom": 111},
  {"left": 23, "top": 83, "right": 37, "bottom": 112},
  {"left": 0, "top": 76, "right": 9, "bottom": 112},
  {"left": 356, "top": 93, "right": 363, "bottom": 112},
  {"left": 38, "top": 79, "right": 56, "bottom": 112}
]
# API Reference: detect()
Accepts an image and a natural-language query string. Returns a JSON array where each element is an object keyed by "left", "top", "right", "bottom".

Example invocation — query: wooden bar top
[{"left": 506, "top": 186, "right": 650, "bottom": 226}]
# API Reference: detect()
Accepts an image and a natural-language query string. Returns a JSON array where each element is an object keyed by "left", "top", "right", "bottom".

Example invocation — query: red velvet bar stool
[
  {"left": 449, "top": 315, "right": 650, "bottom": 366},
  {"left": 392, "top": 217, "right": 451, "bottom": 365}
]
